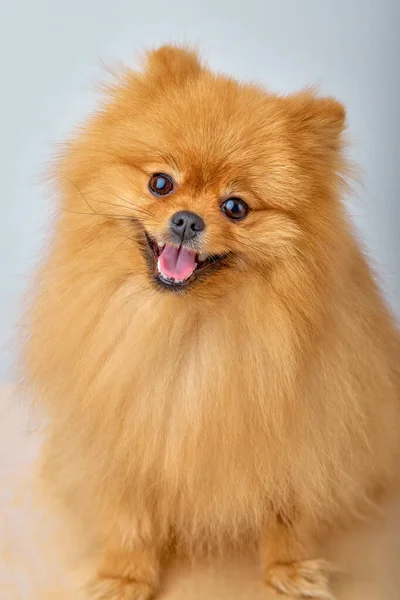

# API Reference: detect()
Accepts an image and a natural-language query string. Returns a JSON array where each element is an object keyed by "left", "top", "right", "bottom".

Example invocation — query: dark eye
[
  {"left": 221, "top": 197, "right": 249, "bottom": 221},
  {"left": 149, "top": 173, "right": 174, "bottom": 197}
]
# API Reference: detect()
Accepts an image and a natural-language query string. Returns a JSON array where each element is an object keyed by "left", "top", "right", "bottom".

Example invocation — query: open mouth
[{"left": 145, "top": 232, "right": 227, "bottom": 290}]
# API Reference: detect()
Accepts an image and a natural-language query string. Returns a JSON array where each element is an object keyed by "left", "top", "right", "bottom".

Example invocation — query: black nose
[{"left": 170, "top": 211, "right": 205, "bottom": 241}]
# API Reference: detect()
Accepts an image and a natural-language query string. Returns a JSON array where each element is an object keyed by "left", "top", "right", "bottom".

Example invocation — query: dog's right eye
[{"left": 149, "top": 173, "right": 174, "bottom": 197}]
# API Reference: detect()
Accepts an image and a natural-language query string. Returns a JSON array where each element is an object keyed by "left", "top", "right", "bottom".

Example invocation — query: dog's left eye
[
  {"left": 149, "top": 173, "right": 174, "bottom": 197},
  {"left": 221, "top": 198, "right": 249, "bottom": 221}
]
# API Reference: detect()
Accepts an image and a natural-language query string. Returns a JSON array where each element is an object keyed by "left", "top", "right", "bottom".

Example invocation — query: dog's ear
[
  {"left": 287, "top": 90, "right": 346, "bottom": 149},
  {"left": 144, "top": 45, "right": 202, "bottom": 86}
]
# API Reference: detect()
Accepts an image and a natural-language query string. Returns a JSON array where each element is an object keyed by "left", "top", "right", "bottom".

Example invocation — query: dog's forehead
[
  {"left": 156, "top": 99, "right": 290, "bottom": 190},
  {"left": 161, "top": 86, "right": 267, "bottom": 149},
  {"left": 182, "top": 79, "right": 286, "bottom": 134},
  {"left": 117, "top": 78, "right": 292, "bottom": 192}
]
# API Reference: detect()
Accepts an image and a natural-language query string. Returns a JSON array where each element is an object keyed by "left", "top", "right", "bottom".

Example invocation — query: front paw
[
  {"left": 266, "top": 559, "right": 336, "bottom": 599},
  {"left": 86, "top": 577, "right": 156, "bottom": 600}
]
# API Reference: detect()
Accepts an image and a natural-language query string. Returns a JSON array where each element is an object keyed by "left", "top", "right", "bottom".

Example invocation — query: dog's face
[{"left": 58, "top": 46, "right": 346, "bottom": 298}]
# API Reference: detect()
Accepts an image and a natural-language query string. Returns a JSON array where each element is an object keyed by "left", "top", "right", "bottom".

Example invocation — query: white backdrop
[{"left": 1, "top": 0, "right": 399, "bottom": 379}]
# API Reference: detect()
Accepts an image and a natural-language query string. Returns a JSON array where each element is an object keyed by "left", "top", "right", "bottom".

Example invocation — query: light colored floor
[{"left": 1, "top": 384, "right": 399, "bottom": 599}]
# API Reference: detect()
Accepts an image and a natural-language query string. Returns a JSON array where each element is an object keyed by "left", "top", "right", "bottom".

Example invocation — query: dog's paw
[
  {"left": 266, "top": 559, "right": 336, "bottom": 599},
  {"left": 86, "top": 577, "right": 156, "bottom": 600}
]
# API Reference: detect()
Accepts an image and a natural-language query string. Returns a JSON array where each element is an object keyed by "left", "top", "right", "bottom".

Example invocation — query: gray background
[{"left": 1, "top": 0, "right": 399, "bottom": 381}]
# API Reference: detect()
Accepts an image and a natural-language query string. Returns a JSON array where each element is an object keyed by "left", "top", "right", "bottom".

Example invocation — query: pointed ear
[
  {"left": 144, "top": 44, "right": 202, "bottom": 86},
  {"left": 287, "top": 90, "right": 346, "bottom": 149}
]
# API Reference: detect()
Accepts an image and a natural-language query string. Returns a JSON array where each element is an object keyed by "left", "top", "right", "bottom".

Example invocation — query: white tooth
[
  {"left": 158, "top": 240, "right": 165, "bottom": 249},
  {"left": 199, "top": 254, "right": 206, "bottom": 261},
  {"left": 195, "top": 263, "right": 198, "bottom": 267}
]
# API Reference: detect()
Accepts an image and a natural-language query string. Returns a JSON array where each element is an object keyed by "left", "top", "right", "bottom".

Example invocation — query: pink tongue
[{"left": 158, "top": 244, "right": 196, "bottom": 281}]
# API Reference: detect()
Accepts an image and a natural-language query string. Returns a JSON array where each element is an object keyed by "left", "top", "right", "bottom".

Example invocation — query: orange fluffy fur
[{"left": 21, "top": 46, "right": 400, "bottom": 599}]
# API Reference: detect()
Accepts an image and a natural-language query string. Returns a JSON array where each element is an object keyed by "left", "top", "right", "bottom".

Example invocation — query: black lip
[{"left": 143, "top": 231, "right": 229, "bottom": 292}]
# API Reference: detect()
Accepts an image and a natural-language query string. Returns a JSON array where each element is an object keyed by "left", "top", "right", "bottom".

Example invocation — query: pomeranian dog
[{"left": 22, "top": 45, "right": 400, "bottom": 599}]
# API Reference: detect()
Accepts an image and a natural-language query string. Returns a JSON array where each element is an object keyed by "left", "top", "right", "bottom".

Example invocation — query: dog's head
[{"left": 56, "top": 46, "right": 346, "bottom": 299}]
